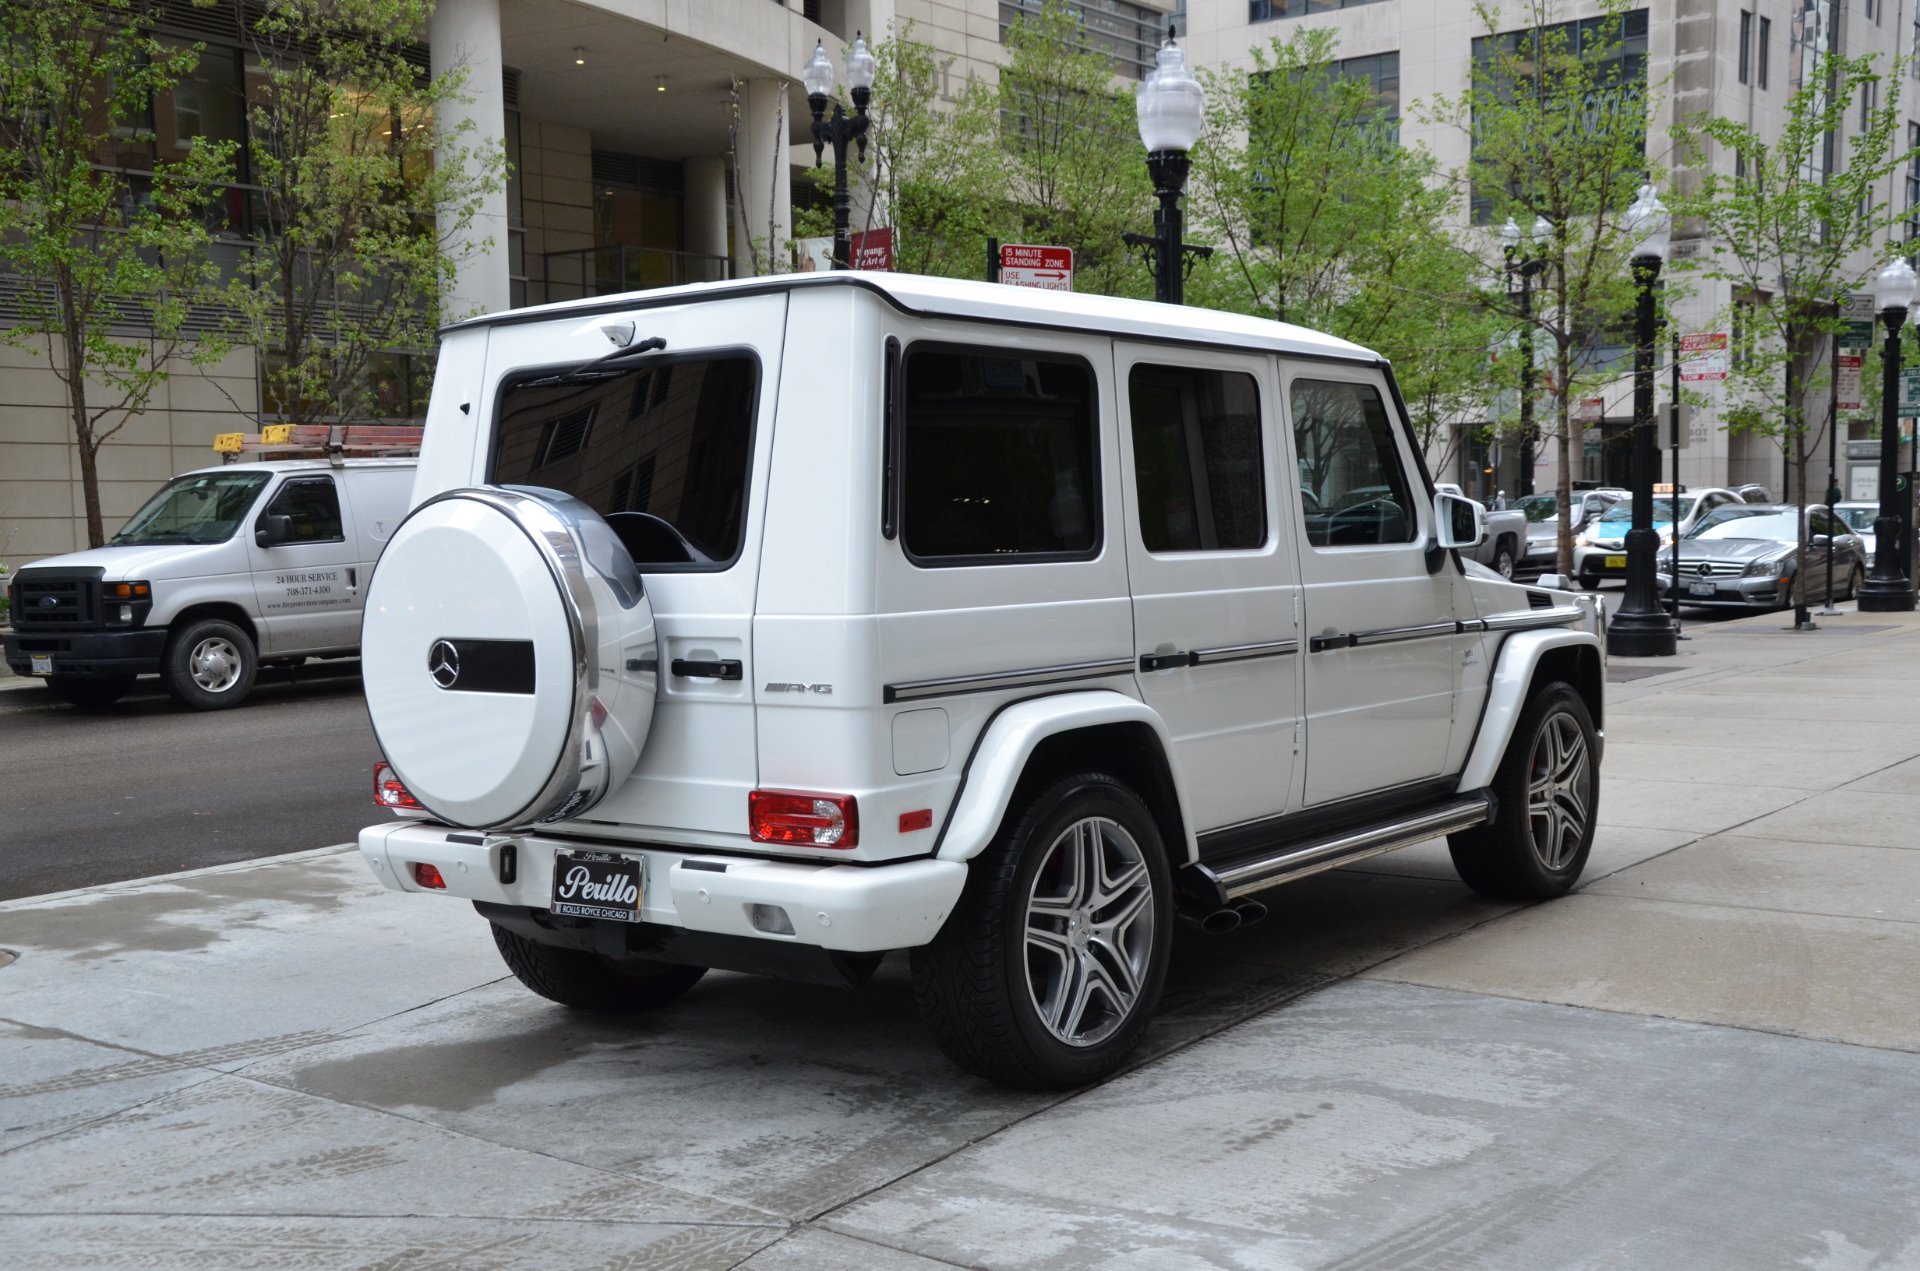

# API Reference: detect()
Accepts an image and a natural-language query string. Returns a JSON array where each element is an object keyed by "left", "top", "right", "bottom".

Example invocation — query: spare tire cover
[{"left": 361, "top": 487, "right": 657, "bottom": 831}]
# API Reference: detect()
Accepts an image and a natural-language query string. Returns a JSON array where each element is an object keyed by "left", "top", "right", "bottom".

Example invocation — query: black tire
[
  {"left": 1493, "top": 540, "right": 1517, "bottom": 579},
  {"left": 161, "top": 618, "right": 257, "bottom": 710},
  {"left": 911, "top": 771, "right": 1172, "bottom": 1090},
  {"left": 1845, "top": 566, "right": 1864, "bottom": 601},
  {"left": 490, "top": 923, "right": 706, "bottom": 1013},
  {"left": 1448, "top": 682, "right": 1599, "bottom": 901},
  {"left": 47, "top": 675, "right": 135, "bottom": 708},
  {"left": 1577, "top": 573, "right": 1599, "bottom": 591}
]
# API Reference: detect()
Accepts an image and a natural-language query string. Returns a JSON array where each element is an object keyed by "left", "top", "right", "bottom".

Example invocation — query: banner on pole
[{"left": 851, "top": 227, "right": 894, "bottom": 271}]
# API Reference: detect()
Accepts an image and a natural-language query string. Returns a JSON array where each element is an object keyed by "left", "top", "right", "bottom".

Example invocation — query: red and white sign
[
  {"left": 851, "top": 226, "right": 894, "bottom": 272},
  {"left": 999, "top": 243, "right": 1073, "bottom": 291},
  {"left": 1679, "top": 332, "right": 1729, "bottom": 382},
  {"left": 1838, "top": 353, "right": 1864, "bottom": 412},
  {"left": 1576, "top": 397, "right": 1606, "bottom": 422}
]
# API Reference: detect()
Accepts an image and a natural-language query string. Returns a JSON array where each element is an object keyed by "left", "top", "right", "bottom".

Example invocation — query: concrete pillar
[
  {"left": 731, "top": 78, "right": 792, "bottom": 278},
  {"left": 431, "top": 0, "right": 512, "bottom": 319},
  {"left": 684, "top": 156, "right": 730, "bottom": 275}
]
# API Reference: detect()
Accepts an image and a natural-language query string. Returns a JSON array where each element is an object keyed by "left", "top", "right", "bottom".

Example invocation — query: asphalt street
[{"left": 0, "top": 662, "right": 377, "bottom": 901}]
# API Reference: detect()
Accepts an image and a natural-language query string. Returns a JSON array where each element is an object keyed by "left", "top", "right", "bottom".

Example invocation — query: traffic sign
[
  {"left": 999, "top": 243, "right": 1073, "bottom": 291},
  {"left": 1901, "top": 368, "right": 1920, "bottom": 414},
  {"left": 1838, "top": 353, "right": 1864, "bottom": 412},
  {"left": 1678, "top": 333, "right": 1728, "bottom": 382},
  {"left": 1843, "top": 292, "right": 1877, "bottom": 351}
]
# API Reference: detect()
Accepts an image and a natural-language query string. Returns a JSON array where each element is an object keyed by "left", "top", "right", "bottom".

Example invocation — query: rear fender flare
[
  {"left": 1457, "top": 630, "right": 1604, "bottom": 793},
  {"left": 934, "top": 691, "right": 1198, "bottom": 865}
]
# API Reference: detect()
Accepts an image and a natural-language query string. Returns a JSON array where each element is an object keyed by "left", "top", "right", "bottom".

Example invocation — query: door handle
[
  {"left": 671, "top": 658, "right": 743, "bottom": 681},
  {"left": 1139, "top": 651, "right": 1194, "bottom": 673}
]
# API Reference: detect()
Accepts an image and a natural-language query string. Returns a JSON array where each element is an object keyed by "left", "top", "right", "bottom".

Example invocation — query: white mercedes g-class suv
[{"left": 357, "top": 274, "right": 1605, "bottom": 1089}]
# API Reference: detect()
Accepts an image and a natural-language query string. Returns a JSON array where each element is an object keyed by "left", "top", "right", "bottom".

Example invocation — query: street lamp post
[
  {"left": 802, "top": 34, "right": 876, "bottom": 271},
  {"left": 1608, "top": 185, "right": 1678, "bottom": 658},
  {"left": 1859, "top": 257, "right": 1918, "bottom": 612},
  {"left": 1126, "top": 31, "right": 1206, "bottom": 305},
  {"left": 1500, "top": 215, "right": 1552, "bottom": 498}
]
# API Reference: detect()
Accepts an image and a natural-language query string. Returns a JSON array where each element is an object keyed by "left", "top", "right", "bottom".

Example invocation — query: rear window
[
  {"left": 491, "top": 354, "right": 757, "bottom": 568},
  {"left": 901, "top": 346, "right": 1099, "bottom": 563}
]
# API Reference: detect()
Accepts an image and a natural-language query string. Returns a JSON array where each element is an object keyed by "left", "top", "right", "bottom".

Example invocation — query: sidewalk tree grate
[
  {"left": 0, "top": 949, "right": 15, "bottom": 969},
  {"left": 1607, "top": 665, "right": 1680, "bottom": 682}
]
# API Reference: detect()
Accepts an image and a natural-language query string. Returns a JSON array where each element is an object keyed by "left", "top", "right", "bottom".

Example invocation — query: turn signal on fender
[{"left": 749, "top": 790, "right": 858, "bottom": 847}]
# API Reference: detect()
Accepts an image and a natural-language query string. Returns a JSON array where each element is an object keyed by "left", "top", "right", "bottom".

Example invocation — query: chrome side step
[{"left": 1187, "top": 794, "right": 1494, "bottom": 906}]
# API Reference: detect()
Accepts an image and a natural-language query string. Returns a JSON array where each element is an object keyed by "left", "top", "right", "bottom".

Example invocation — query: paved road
[{"left": 0, "top": 663, "right": 377, "bottom": 901}]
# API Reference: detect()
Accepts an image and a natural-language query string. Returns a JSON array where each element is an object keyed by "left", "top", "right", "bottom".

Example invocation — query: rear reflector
[
  {"left": 749, "top": 790, "right": 859, "bottom": 848},
  {"left": 373, "top": 761, "right": 422, "bottom": 809},
  {"left": 899, "top": 808, "right": 933, "bottom": 833},
  {"left": 412, "top": 862, "right": 447, "bottom": 889}
]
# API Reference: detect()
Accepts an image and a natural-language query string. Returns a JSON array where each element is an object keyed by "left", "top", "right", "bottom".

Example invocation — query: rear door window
[
  {"left": 900, "top": 345, "right": 1099, "bottom": 564},
  {"left": 1128, "top": 363, "right": 1266, "bottom": 553},
  {"left": 491, "top": 355, "right": 758, "bottom": 569}
]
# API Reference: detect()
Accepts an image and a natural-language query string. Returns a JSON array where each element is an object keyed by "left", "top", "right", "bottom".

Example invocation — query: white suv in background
[{"left": 357, "top": 274, "right": 1606, "bottom": 1089}]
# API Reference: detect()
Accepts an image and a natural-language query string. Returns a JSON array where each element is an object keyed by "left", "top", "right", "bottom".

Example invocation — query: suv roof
[{"left": 442, "top": 272, "right": 1381, "bottom": 366}]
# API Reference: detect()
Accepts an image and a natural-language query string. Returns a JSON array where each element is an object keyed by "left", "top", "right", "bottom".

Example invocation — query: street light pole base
[
  {"left": 1857, "top": 584, "right": 1917, "bottom": 612},
  {"left": 1606, "top": 610, "right": 1677, "bottom": 657}
]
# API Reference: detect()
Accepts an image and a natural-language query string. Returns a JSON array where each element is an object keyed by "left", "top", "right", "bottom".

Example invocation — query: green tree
[
  {"left": 1671, "top": 50, "right": 1915, "bottom": 615},
  {"left": 0, "top": 0, "right": 227, "bottom": 547},
  {"left": 1425, "top": 0, "right": 1657, "bottom": 573},
  {"left": 217, "top": 0, "right": 502, "bottom": 425},
  {"left": 1187, "top": 25, "right": 1496, "bottom": 476}
]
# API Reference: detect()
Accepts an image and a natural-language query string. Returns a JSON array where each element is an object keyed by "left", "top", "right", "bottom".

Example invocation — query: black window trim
[
  {"left": 895, "top": 337, "right": 1106, "bottom": 570},
  {"left": 1285, "top": 368, "right": 1425, "bottom": 551},
  {"left": 257, "top": 474, "right": 346, "bottom": 545},
  {"left": 1125, "top": 356, "right": 1273, "bottom": 557},
  {"left": 485, "top": 345, "right": 764, "bottom": 575}
]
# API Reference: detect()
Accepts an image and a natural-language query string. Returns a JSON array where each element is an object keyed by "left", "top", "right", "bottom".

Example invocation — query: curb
[{"left": 0, "top": 842, "right": 360, "bottom": 910}]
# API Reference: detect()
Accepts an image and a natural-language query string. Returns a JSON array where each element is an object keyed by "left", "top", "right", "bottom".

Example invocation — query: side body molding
[
  {"left": 1455, "top": 629, "right": 1605, "bottom": 794},
  {"left": 935, "top": 690, "right": 1199, "bottom": 866}
]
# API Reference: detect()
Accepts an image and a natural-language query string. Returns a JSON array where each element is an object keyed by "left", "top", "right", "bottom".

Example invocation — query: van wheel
[
  {"left": 162, "top": 618, "right": 257, "bottom": 710},
  {"left": 48, "top": 675, "right": 135, "bottom": 708},
  {"left": 1448, "top": 682, "right": 1598, "bottom": 900},
  {"left": 490, "top": 923, "right": 706, "bottom": 1013},
  {"left": 911, "top": 772, "right": 1172, "bottom": 1090}
]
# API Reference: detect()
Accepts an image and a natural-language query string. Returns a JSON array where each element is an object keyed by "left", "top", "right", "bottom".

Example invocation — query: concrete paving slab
[
  {"left": 1346, "top": 825, "right": 1696, "bottom": 885},
  {"left": 825, "top": 981, "right": 1920, "bottom": 1271},
  {"left": 736, "top": 1227, "right": 965, "bottom": 1270},
  {"left": 1597, "top": 737, "right": 1892, "bottom": 790},
  {"left": 0, "top": 850, "right": 503, "bottom": 1064},
  {"left": 1610, "top": 687, "right": 1920, "bottom": 724},
  {"left": 1366, "top": 893, "right": 1920, "bottom": 1052},
  {"left": 1588, "top": 774, "right": 1805, "bottom": 834},
  {"left": 0, "top": 1214, "right": 782, "bottom": 1271},
  {"left": 1585, "top": 833, "right": 1920, "bottom": 924},
  {"left": 1601, "top": 710, "right": 1920, "bottom": 754},
  {"left": 1848, "top": 755, "right": 1920, "bottom": 796},
  {"left": 1732, "top": 788, "right": 1920, "bottom": 851},
  {"left": 0, "top": 1020, "right": 220, "bottom": 1155}
]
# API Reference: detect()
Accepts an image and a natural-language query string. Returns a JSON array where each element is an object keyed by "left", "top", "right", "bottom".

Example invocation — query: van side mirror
[
  {"left": 255, "top": 514, "right": 293, "bottom": 548},
  {"left": 1434, "top": 492, "right": 1485, "bottom": 550}
]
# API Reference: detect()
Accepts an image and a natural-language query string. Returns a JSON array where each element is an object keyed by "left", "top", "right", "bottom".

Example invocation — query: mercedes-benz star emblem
[{"left": 427, "top": 639, "right": 461, "bottom": 689}]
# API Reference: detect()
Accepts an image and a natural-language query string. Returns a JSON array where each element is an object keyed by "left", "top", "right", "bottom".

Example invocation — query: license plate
[
  {"left": 1689, "top": 579, "right": 1716, "bottom": 596},
  {"left": 551, "top": 850, "right": 643, "bottom": 922},
  {"left": 29, "top": 654, "right": 51, "bottom": 675},
  {"left": 1604, "top": 555, "right": 1627, "bottom": 569}
]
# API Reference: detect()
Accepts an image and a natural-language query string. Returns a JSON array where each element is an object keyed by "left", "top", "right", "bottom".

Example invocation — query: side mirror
[
  {"left": 1810, "top": 533, "right": 1832, "bottom": 548},
  {"left": 1434, "top": 491, "right": 1485, "bottom": 550},
  {"left": 255, "top": 514, "right": 292, "bottom": 548}
]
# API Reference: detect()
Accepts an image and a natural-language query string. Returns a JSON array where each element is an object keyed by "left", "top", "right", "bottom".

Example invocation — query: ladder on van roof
[{"left": 213, "top": 423, "right": 424, "bottom": 464}]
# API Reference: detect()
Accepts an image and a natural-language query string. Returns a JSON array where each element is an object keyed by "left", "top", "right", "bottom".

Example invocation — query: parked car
[
  {"left": 3, "top": 442, "right": 415, "bottom": 709},
  {"left": 1435, "top": 483, "right": 1528, "bottom": 577},
  {"left": 1734, "top": 484, "right": 1774, "bottom": 503},
  {"left": 1572, "top": 486, "right": 1741, "bottom": 587},
  {"left": 1656, "top": 503, "right": 1864, "bottom": 609},
  {"left": 1833, "top": 501, "right": 1887, "bottom": 566},
  {"left": 1516, "top": 489, "right": 1622, "bottom": 575},
  {"left": 356, "top": 272, "right": 1606, "bottom": 1089}
]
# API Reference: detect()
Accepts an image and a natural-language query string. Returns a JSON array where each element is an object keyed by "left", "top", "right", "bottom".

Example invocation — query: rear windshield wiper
[{"left": 519, "top": 336, "right": 667, "bottom": 387}]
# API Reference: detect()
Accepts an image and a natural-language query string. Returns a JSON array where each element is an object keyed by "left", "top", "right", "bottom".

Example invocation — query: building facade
[{"left": 0, "top": 0, "right": 1906, "bottom": 565}]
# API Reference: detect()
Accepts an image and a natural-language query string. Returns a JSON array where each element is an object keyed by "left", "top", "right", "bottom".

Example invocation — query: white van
[
  {"left": 4, "top": 452, "right": 415, "bottom": 709},
  {"left": 357, "top": 274, "right": 1606, "bottom": 1088}
]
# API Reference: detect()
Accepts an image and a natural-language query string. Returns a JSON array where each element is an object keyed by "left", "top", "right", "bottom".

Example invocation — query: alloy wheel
[
  {"left": 1525, "top": 712, "right": 1590, "bottom": 871},
  {"left": 1023, "top": 816, "right": 1156, "bottom": 1047}
]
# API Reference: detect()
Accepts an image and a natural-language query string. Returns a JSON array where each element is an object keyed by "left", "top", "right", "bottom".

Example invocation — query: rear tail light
[
  {"left": 412, "top": 862, "right": 447, "bottom": 889},
  {"left": 749, "top": 790, "right": 858, "bottom": 848},
  {"left": 373, "top": 761, "right": 422, "bottom": 809}
]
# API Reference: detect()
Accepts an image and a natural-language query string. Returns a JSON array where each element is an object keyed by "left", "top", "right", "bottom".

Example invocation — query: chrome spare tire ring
[
  {"left": 190, "top": 636, "right": 242, "bottom": 694},
  {"left": 1023, "top": 815, "right": 1156, "bottom": 1048},
  {"left": 1526, "top": 711, "right": 1591, "bottom": 871}
]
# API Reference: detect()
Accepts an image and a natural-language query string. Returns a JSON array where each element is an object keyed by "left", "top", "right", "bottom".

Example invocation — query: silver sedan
[{"left": 1656, "top": 504, "right": 1865, "bottom": 609}]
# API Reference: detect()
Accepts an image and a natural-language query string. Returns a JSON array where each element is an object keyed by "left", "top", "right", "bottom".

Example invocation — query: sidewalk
[{"left": 4, "top": 606, "right": 1920, "bottom": 1269}]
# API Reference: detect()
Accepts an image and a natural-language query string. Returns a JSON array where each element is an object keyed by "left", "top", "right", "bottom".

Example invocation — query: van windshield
[
  {"left": 111, "top": 472, "right": 270, "bottom": 545},
  {"left": 491, "top": 355, "right": 757, "bottom": 569}
]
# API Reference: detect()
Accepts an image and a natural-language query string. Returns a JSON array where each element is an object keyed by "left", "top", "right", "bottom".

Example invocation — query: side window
[
  {"left": 1289, "top": 378, "right": 1415, "bottom": 547},
  {"left": 1128, "top": 363, "right": 1266, "bottom": 553},
  {"left": 901, "top": 345, "right": 1098, "bottom": 563},
  {"left": 261, "top": 477, "right": 344, "bottom": 543}
]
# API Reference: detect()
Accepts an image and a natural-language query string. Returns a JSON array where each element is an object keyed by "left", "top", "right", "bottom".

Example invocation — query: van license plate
[
  {"left": 29, "top": 654, "right": 51, "bottom": 675},
  {"left": 551, "top": 851, "right": 643, "bottom": 922},
  {"left": 1604, "top": 555, "right": 1626, "bottom": 569}
]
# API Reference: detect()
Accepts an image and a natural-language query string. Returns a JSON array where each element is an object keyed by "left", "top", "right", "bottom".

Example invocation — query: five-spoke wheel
[{"left": 1449, "top": 681, "right": 1598, "bottom": 900}]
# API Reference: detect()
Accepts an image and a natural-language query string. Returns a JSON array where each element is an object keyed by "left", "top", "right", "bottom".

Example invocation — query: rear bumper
[
  {"left": 3, "top": 628, "right": 166, "bottom": 678},
  {"left": 359, "top": 820, "right": 967, "bottom": 954}
]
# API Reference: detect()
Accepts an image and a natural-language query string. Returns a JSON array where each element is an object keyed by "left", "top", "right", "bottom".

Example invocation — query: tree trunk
[
  {"left": 60, "top": 310, "right": 105, "bottom": 548},
  {"left": 1555, "top": 341, "right": 1577, "bottom": 576}
]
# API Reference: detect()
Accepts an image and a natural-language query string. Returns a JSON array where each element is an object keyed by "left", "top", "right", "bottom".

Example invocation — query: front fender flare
[
  {"left": 934, "top": 690, "right": 1197, "bottom": 865},
  {"left": 1456, "top": 630, "right": 1603, "bottom": 793}
]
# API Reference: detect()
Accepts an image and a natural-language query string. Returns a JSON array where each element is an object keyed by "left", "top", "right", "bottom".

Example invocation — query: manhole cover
[
  {"left": 0, "top": 950, "right": 16, "bottom": 970},
  {"left": 1608, "top": 665, "right": 1679, "bottom": 683}
]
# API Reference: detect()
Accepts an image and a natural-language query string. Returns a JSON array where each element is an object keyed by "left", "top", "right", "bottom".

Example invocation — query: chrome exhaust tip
[
  {"left": 1232, "top": 899, "right": 1268, "bottom": 927},
  {"left": 1179, "top": 906, "right": 1242, "bottom": 934}
]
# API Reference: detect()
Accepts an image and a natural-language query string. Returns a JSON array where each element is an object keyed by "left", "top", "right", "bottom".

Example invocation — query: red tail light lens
[
  {"left": 749, "top": 790, "right": 859, "bottom": 848},
  {"left": 412, "top": 862, "right": 447, "bottom": 889},
  {"left": 373, "top": 761, "right": 422, "bottom": 809}
]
